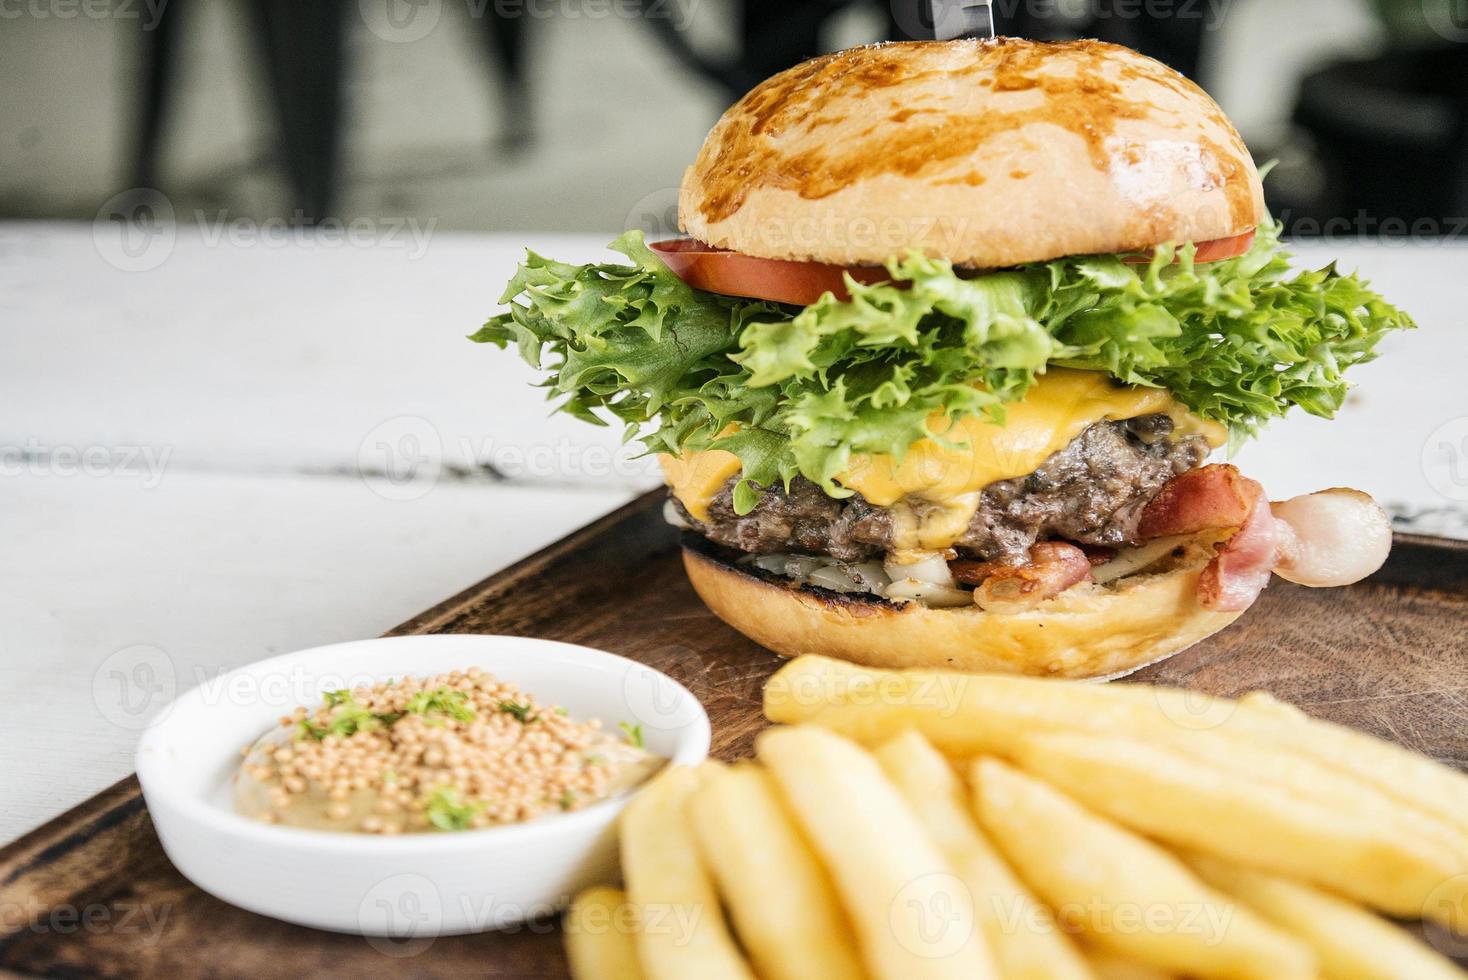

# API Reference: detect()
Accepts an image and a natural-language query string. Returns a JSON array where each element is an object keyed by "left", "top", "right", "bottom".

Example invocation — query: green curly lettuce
[{"left": 472, "top": 225, "right": 1412, "bottom": 513}]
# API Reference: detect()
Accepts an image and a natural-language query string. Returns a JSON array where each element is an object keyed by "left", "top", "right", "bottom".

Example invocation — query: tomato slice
[
  {"left": 1191, "top": 230, "right": 1255, "bottom": 262},
  {"left": 650, "top": 230, "right": 1256, "bottom": 306},
  {"left": 649, "top": 239, "right": 891, "bottom": 307},
  {"left": 1123, "top": 229, "right": 1255, "bottom": 265}
]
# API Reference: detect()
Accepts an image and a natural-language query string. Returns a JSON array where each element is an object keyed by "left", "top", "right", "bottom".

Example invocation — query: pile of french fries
[{"left": 565, "top": 655, "right": 1468, "bottom": 979}]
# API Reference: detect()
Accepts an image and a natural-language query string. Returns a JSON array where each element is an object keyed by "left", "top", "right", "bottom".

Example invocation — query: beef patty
[{"left": 671, "top": 415, "right": 1209, "bottom": 564}]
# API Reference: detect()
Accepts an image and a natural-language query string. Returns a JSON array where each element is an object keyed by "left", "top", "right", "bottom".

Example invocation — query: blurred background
[
  {"left": 4, "top": 0, "right": 1468, "bottom": 843},
  {"left": 2, "top": 0, "right": 1466, "bottom": 237}
]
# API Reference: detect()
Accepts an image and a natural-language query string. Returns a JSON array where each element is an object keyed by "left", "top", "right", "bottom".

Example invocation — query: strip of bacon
[
  {"left": 1139, "top": 463, "right": 1292, "bottom": 611},
  {"left": 951, "top": 462, "right": 1313, "bottom": 615},
  {"left": 965, "top": 542, "right": 1094, "bottom": 614},
  {"left": 1198, "top": 496, "right": 1283, "bottom": 611},
  {"left": 1078, "top": 543, "right": 1117, "bottom": 566},
  {"left": 950, "top": 558, "right": 999, "bottom": 587},
  {"left": 1137, "top": 464, "right": 1264, "bottom": 540}
]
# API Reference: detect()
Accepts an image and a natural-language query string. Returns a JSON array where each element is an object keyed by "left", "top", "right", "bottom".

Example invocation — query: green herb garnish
[
  {"left": 619, "top": 722, "right": 645, "bottom": 749},
  {"left": 499, "top": 700, "right": 534, "bottom": 724},
  {"left": 295, "top": 696, "right": 398, "bottom": 740},
  {"left": 426, "top": 786, "right": 482, "bottom": 831},
  {"left": 404, "top": 687, "right": 477, "bottom": 723}
]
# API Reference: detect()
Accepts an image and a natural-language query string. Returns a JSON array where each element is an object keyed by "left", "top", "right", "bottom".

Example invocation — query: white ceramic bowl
[{"left": 136, "top": 634, "right": 710, "bottom": 936}]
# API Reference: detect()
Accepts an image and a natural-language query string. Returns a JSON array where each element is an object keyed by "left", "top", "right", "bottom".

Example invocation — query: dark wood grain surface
[{"left": 3, "top": 488, "right": 1466, "bottom": 978}]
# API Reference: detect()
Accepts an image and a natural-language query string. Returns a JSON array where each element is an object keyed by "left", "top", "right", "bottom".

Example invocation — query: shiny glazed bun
[
  {"left": 681, "top": 535, "right": 1245, "bottom": 680},
  {"left": 679, "top": 38, "right": 1265, "bottom": 268}
]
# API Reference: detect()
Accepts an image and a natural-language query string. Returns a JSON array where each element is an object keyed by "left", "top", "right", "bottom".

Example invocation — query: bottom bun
[{"left": 681, "top": 535, "right": 1245, "bottom": 679}]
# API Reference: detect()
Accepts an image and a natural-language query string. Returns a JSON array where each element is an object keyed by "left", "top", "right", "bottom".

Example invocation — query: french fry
[
  {"left": 969, "top": 757, "right": 1314, "bottom": 979},
  {"left": 1083, "top": 948, "right": 1178, "bottom": 980},
  {"left": 1185, "top": 853, "right": 1467, "bottom": 980},
  {"left": 1105, "top": 683, "right": 1468, "bottom": 844},
  {"left": 564, "top": 886, "right": 644, "bottom": 980},
  {"left": 1082, "top": 717, "right": 1465, "bottom": 860},
  {"left": 1009, "top": 732, "right": 1466, "bottom": 925},
  {"left": 764, "top": 654, "right": 1147, "bottom": 750},
  {"left": 687, "top": 762, "right": 865, "bottom": 980},
  {"left": 872, "top": 731, "right": 1093, "bottom": 980},
  {"left": 620, "top": 766, "right": 756, "bottom": 980},
  {"left": 757, "top": 725, "right": 999, "bottom": 979},
  {"left": 803, "top": 655, "right": 1463, "bottom": 868},
  {"left": 764, "top": 655, "right": 1468, "bottom": 848}
]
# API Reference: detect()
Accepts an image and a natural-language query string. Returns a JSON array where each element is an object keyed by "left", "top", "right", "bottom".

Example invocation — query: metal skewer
[{"left": 925, "top": 0, "right": 996, "bottom": 41}]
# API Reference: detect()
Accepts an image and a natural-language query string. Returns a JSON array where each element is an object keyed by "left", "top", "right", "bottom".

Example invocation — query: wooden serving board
[{"left": 3, "top": 489, "right": 1468, "bottom": 978}]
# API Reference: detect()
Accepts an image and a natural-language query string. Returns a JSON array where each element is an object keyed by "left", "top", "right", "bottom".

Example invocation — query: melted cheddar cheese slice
[
  {"left": 658, "top": 369, "right": 1227, "bottom": 547},
  {"left": 658, "top": 447, "right": 745, "bottom": 523}
]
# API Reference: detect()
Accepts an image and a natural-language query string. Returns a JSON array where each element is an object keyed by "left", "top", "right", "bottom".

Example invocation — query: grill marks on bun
[
  {"left": 680, "top": 38, "right": 1265, "bottom": 269},
  {"left": 696, "top": 40, "right": 1162, "bottom": 219}
]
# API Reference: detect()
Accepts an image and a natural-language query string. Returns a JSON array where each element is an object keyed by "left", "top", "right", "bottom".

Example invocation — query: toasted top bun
[{"left": 679, "top": 38, "right": 1265, "bottom": 268}]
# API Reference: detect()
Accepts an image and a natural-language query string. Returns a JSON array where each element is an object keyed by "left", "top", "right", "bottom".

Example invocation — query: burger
[{"left": 475, "top": 38, "right": 1411, "bottom": 678}]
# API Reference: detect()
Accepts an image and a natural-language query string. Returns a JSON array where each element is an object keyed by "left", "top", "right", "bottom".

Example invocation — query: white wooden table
[{"left": 3, "top": 222, "right": 1465, "bottom": 844}]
